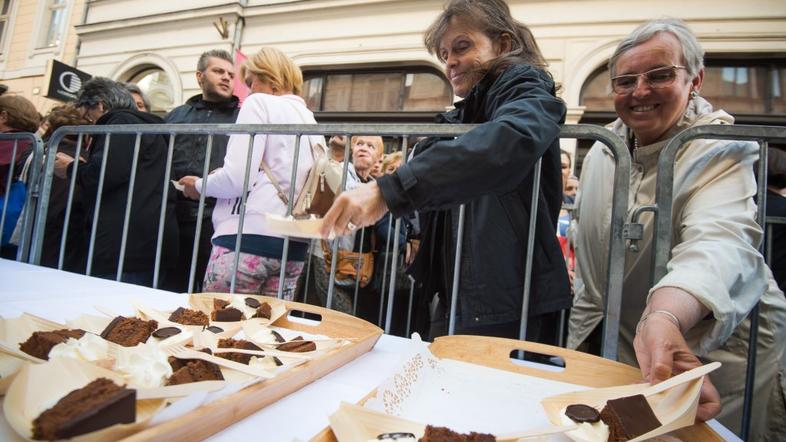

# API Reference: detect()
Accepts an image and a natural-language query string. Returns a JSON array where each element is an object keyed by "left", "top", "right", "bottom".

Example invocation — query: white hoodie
[{"left": 195, "top": 93, "right": 323, "bottom": 240}]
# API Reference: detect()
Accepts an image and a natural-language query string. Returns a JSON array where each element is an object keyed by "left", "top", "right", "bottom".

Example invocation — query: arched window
[{"left": 127, "top": 67, "right": 174, "bottom": 113}]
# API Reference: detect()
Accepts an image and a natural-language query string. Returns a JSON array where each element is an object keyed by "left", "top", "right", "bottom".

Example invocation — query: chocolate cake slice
[
  {"left": 100, "top": 316, "right": 158, "bottom": 347},
  {"left": 216, "top": 338, "right": 262, "bottom": 364},
  {"left": 166, "top": 360, "right": 224, "bottom": 385},
  {"left": 276, "top": 336, "right": 316, "bottom": 353},
  {"left": 19, "top": 329, "right": 86, "bottom": 360},
  {"left": 32, "top": 377, "right": 135, "bottom": 440},
  {"left": 418, "top": 425, "right": 495, "bottom": 442},
  {"left": 211, "top": 307, "right": 242, "bottom": 322},
  {"left": 168, "top": 307, "right": 209, "bottom": 326},
  {"left": 600, "top": 394, "right": 661, "bottom": 441},
  {"left": 252, "top": 302, "right": 272, "bottom": 319}
]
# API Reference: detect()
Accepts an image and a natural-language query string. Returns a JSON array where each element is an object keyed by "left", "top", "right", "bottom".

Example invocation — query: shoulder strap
[{"left": 259, "top": 98, "right": 324, "bottom": 206}]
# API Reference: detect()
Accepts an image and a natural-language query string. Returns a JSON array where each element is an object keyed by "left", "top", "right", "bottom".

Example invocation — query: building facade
[
  {"left": 0, "top": 0, "right": 86, "bottom": 111},
  {"left": 1, "top": 0, "right": 785, "bottom": 160}
]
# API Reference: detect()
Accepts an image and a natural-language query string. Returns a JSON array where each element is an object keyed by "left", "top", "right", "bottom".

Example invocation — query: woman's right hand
[{"left": 321, "top": 181, "right": 388, "bottom": 237}]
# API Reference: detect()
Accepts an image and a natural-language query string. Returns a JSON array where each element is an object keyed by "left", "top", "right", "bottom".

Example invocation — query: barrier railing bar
[
  {"left": 384, "top": 136, "right": 409, "bottom": 335},
  {"left": 326, "top": 132, "right": 354, "bottom": 310},
  {"left": 406, "top": 276, "right": 415, "bottom": 337},
  {"left": 447, "top": 204, "right": 466, "bottom": 336},
  {"left": 378, "top": 216, "right": 392, "bottom": 326},
  {"left": 302, "top": 243, "right": 314, "bottom": 304},
  {"left": 116, "top": 133, "right": 143, "bottom": 281},
  {"left": 154, "top": 135, "right": 176, "bottom": 289},
  {"left": 517, "top": 158, "right": 543, "bottom": 346},
  {"left": 277, "top": 133, "right": 303, "bottom": 300},
  {"left": 559, "top": 124, "right": 631, "bottom": 360},
  {"left": 85, "top": 133, "right": 111, "bottom": 277},
  {"left": 17, "top": 135, "right": 44, "bottom": 263},
  {"left": 58, "top": 133, "right": 83, "bottom": 269},
  {"left": 191, "top": 134, "right": 214, "bottom": 294},
  {"left": 353, "top": 227, "right": 365, "bottom": 317},
  {"left": 230, "top": 133, "right": 257, "bottom": 294}
]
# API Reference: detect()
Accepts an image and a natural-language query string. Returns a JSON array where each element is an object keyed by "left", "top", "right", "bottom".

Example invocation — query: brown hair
[
  {"left": 424, "top": 0, "right": 549, "bottom": 81},
  {"left": 240, "top": 47, "right": 303, "bottom": 96},
  {"left": 0, "top": 95, "right": 41, "bottom": 133},
  {"left": 43, "top": 104, "right": 90, "bottom": 140}
]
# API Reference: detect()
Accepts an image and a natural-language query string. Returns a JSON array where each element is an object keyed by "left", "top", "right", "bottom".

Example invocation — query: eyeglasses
[{"left": 610, "top": 65, "right": 686, "bottom": 95}]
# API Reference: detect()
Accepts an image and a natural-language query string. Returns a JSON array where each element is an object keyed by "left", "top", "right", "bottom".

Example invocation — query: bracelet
[{"left": 636, "top": 309, "right": 682, "bottom": 334}]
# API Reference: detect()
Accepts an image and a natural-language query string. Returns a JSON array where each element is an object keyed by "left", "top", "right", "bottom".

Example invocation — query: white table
[{"left": 0, "top": 259, "right": 739, "bottom": 441}]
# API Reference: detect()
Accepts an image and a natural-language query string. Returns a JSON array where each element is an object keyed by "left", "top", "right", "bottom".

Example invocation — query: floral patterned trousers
[{"left": 202, "top": 245, "right": 304, "bottom": 300}]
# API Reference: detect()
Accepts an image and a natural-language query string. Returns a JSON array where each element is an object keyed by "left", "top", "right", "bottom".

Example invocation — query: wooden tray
[
  {"left": 310, "top": 335, "right": 722, "bottom": 441},
  {"left": 120, "top": 297, "right": 382, "bottom": 441}
]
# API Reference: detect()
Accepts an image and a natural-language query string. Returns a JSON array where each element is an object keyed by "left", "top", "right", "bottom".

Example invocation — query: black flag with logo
[{"left": 44, "top": 60, "right": 92, "bottom": 102}]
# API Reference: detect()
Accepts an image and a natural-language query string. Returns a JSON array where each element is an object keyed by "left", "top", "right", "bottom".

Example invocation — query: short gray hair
[
  {"left": 609, "top": 18, "right": 705, "bottom": 77},
  {"left": 75, "top": 77, "right": 136, "bottom": 112},
  {"left": 197, "top": 49, "right": 233, "bottom": 73}
]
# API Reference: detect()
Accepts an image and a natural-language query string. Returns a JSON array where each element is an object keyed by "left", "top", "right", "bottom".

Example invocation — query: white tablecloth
[{"left": 0, "top": 259, "right": 739, "bottom": 441}]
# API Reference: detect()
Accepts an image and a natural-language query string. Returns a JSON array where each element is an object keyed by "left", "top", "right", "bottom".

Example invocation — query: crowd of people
[{"left": 0, "top": 0, "right": 784, "bottom": 438}]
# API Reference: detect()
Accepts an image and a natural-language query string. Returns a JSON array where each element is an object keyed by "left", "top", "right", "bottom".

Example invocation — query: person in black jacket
[
  {"left": 164, "top": 49, "right": 240, "bottom": 292},
  {"left": 321, "top": 0, "right": 570, "bottom": 344},
  {"left": 54, "top": 77, "right": 177, "bottom": 287}
]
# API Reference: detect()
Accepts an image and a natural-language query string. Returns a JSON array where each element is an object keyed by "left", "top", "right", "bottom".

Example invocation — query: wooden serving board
[
  {"left": 310, "top": 335, "right": 722, "bottom": 441},
  {"left": 121, "top": 297, "right": 382, "bottom": 441}
]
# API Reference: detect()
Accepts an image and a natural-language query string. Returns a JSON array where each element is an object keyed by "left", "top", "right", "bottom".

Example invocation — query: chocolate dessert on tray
[
  {"left": 315, "top": 335, "right": 723, "bottom": 442},
  {"left": 1, "top": 294, "right": 382, "bottom": 441}
]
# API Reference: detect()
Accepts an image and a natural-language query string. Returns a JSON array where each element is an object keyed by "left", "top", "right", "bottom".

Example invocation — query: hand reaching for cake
[{"left": 634, "top": 312, "right": 722, "bottom": 422}]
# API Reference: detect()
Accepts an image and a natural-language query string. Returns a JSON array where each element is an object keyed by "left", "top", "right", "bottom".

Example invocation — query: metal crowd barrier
[
  {"left": 33, "top": 123, "right": 630, "bottom": 356},
  {"left": 649, "top": 124, "right": 786, "bottom": 440},
  {"left": 0, "top": 132, "right": 44, "bottom": 263}
]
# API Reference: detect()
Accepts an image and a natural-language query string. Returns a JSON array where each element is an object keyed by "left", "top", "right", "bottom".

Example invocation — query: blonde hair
[
  {"left": 382, "top": 151, "right": 403, "bottom": 173},
  {"left": 351, "top": 135, "right": 385, "bottom": 159},
  {"left": 240, "top": 47, "right": 303, "bottom": 95}
]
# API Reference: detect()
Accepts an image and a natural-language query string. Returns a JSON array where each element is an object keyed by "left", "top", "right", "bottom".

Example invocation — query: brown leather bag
[{"left": 322, "top": 238, "right": 375, "bottom": 288}]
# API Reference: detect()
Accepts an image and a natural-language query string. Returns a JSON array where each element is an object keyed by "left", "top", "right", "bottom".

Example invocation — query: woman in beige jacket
[{"left": 568, "top": 18, "right": 786, "bottom": 439}]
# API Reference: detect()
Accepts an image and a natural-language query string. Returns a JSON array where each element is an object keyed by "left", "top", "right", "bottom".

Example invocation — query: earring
[{"left": 690, "top": 90, "right": 698, "bottom": 99}]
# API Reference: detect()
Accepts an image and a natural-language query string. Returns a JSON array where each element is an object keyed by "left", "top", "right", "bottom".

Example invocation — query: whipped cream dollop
[
  {"left": 113, "top": 342, "right": 173, "bottom": 388},
  {"left": 250, "top": 327, "right": 284, "bottom": 345},
  {"left": 560, "top": 407, "right": 609, "bottom": 442},
  {"left": 248, "top": 355, "right": 279, "bottom": 370},
  {"left": 228, "top": 296, "right": 259, "bottom": 320},
  {"left": 49, "top": 333, "right": 109, "bottom": 362}
]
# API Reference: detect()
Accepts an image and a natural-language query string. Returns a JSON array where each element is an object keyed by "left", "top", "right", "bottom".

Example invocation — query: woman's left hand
[
  {"left": 178, "top": 176, "right": 201, "bottom": 200},
  {"left": 634, "top": 313, "right": 722, "bottom": 421},
  {"left": 321, "top": 181, "right": 388, "bottom": 237}
]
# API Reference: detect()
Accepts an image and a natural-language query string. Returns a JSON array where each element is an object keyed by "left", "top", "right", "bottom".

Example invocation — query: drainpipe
[
  {"left": 231, "top": 16, "right": 245, "bottom": 53},
  {"left": 231, "top": 0, "right": 247, "bottom": 53}
]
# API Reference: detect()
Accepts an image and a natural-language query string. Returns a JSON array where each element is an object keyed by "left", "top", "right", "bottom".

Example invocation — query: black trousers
[{"left": 162, "top": 215, "right": 213, "bottom": 293}]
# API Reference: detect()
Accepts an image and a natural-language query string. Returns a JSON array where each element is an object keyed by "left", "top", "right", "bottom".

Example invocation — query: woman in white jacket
[
  {"left": 568, "top": 19, "right": 786, "bottom": 439},
  {"left": 179, "top": 47, "right": 322, "bottom": 299}
]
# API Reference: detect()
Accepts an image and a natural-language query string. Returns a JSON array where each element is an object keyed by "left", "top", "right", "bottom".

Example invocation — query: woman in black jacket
[{"left": 322, "top": 0, "right": 570, "bottom": 343}]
